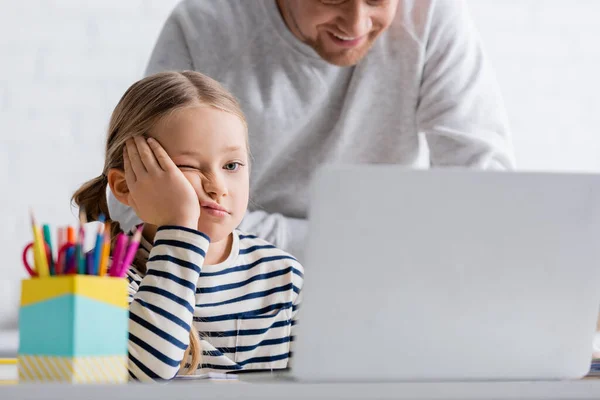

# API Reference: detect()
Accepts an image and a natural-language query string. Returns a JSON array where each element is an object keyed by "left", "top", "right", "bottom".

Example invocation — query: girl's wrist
[{"left": 164, "top": 217, "right": 198, "bottom": 230}]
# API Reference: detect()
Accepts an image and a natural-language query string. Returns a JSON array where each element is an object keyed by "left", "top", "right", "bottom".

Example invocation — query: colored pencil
[
  {"left": 98, "top": 229, "right": 111, "bottom": 277},
  {"left": 66, "top": 225, "right": 76, "bottom": 274},
  {"left": 93, "top": 215, "right": 106, "bottom": 275},
  {"left": 30, "top": 210, "right": 49, "bottom": 277},
  {"left": 42, "top": 224, "right": 55, "bottom": 276},
  {"left": 66, "top": 247, "right": 76, "bottom": 274},
  {"left": 77, "top": 210, "right": 87, "bottom": 275},
  {"left": 117, "top": 225, "right": 143, "bottom": 277},
  {"left": 85, "top": 251, "right": 94, "bottom": 275},
  {"left": 67, "top": 226, "right": 75, "bottom": 244},
  {"left": 56, "top": 227, "right": 65, "bottom": 275}
]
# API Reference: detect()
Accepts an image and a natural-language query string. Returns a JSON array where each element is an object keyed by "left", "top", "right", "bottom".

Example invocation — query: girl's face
[{"left": 150, "top": 106, "right": 249, "bottom": 243}]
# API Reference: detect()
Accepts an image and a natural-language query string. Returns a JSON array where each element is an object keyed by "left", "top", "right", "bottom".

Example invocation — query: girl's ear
[{"left": 107, "top": 168, "right": 131, "bottom": 206}]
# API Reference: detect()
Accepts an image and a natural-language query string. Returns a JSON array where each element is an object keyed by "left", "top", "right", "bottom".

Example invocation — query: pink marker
[
  {"left": 109, "top": 233, "right": 128, "bottom": 277},
  {"left": 117, "top": 225, "right": 144, "bottom": 277}
]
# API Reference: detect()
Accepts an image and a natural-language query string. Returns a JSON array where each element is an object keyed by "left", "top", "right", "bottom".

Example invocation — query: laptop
[{"left": 292, "top": 165, "right": 600, "bottom": 382}]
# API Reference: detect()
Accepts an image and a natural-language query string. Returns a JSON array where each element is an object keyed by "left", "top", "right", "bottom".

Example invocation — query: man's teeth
[{"left": 333, "top": 34, "right": 356, "bottom": 41}]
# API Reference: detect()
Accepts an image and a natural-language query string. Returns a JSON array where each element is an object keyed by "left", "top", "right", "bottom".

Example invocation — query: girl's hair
[{"left": 72, "top": 71, "right": 247, "bottom": 375}]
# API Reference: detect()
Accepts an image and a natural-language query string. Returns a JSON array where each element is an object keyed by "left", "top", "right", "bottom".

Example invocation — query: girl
[{"left": 72, "top": 71, "right": 304, "bottom": 381}]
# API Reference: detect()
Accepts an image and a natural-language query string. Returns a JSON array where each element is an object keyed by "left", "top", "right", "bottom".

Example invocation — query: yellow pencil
[
  {"left": 98, "top": 235, "right": 110, "bottom": 277},
  {"left": 30, "top": 210, "right": 49, "bottom": 277},
  {"left": 34, "top": 226, "right": 49, "bottom": 277},
  {"left": 29, "top": 211, "right": 40, "bottom": 273}
]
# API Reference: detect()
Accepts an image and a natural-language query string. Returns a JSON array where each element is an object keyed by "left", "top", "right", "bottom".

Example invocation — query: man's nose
[{"left": 339, "top": 1, "right": 372, "bottom": 37}]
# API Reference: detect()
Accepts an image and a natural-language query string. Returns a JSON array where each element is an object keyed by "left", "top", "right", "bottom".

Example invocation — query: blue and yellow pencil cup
[{"left": 18, "top": 275, "right": 128, "bottom": 383}]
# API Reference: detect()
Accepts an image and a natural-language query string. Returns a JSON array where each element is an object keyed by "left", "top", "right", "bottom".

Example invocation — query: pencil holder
[{"left": 18, "top": 275, "right": 128, "bottom": 383}]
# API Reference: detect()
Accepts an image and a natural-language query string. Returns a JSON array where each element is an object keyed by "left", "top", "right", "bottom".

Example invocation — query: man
[{"left": 108, "top": 0, "right": 514, "bottom": 261}]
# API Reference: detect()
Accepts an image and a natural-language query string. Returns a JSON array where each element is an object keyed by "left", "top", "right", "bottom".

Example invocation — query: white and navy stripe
[{"left": 126, "top": 227, "right": 303, "bottom": 381}]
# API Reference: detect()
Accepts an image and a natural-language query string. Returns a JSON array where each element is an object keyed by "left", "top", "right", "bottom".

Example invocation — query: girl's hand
[{"left": 124, "top": 137, "right": 200, "bottom": 229}]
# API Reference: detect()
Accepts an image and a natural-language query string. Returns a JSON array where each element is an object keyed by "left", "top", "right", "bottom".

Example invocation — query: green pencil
[{"left": 42, "top": 224, "right": 55, "bottom": 276}]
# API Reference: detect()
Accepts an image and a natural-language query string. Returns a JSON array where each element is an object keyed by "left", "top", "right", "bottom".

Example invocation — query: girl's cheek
[{"left": 231, "top": 172, "right": 250, "bottom": 189}]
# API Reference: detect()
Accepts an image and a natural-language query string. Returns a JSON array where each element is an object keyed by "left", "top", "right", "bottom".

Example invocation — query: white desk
[
  {"left": 0, "top": 330, "right": 18, "bottom": 357},
  {"left": 2, "top": 380, "right": 600, "bottom": 400}
]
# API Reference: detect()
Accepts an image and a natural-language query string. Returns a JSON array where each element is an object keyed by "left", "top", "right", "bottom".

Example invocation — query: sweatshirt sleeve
[
  {"left": 417, "top": 0, "right": 516, "bottom": 170},
  {"left": 238, "top": 210, "right": 308, "bottom": 263},
  {"left": 126, "top": 226, "right": 209, "bottom": 381}
]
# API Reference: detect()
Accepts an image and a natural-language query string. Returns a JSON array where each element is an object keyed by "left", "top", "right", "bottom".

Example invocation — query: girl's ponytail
[
  {"left": 71, "top": 174, "right": 123, "bottom": 267},
  {"left": 71, "top": 174, "right": 109, "bottom": 222}
]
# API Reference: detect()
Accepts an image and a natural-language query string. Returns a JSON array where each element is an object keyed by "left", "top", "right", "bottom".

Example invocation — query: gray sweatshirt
[{"left": 107, "top": 0, "right": 515, "bottom": 261}]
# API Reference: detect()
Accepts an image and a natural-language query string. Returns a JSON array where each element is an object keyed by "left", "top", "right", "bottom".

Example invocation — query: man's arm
[
  {"left": 417, "top": 0, "right": 515, "bottom": 169},
  {"left": 238, "top": 210, "right": 308, "bottom": 262}
]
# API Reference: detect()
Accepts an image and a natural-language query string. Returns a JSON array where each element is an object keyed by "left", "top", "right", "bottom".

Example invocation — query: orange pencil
[
  {"left": 98, "top": 227, "right": 111, "bottom": 277},
  {"left": 67, "top": 226, "right": 75, "bottom": 244}
]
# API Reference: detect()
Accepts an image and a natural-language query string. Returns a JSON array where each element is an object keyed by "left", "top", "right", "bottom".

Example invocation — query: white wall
[
  {"left": 0, "top": 0, "right": 599, "bottom": 329},
  {"left": 0, "top": 0, "right": 180, "bottom": 329},
  {"left": 469, "top": 1, "right": 600, "bottom": 172}
]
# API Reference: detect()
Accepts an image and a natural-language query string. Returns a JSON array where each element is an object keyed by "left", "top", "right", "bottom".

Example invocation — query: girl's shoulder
[{"left": 235, "top": 230, "right": 303, "bottom": 271}]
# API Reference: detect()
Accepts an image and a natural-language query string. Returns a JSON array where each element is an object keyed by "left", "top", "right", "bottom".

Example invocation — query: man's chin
[{"left": 315, "top": 45, "right": 372, "bottom": 67}]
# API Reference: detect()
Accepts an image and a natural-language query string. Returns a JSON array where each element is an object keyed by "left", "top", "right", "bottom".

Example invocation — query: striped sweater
[{"left": 125, "top": 226, "right": 304, "bottom": 381}]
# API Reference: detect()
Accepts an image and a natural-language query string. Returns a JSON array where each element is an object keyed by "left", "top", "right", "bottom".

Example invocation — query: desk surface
[{"left": 2, "top": 380, "right": 600, "bottom": 400}]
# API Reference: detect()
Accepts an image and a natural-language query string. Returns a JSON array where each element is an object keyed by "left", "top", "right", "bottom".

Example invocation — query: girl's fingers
[
  {"left": 147, "top": 137, "right": 176, "bottom": 171},
  {"left": 134, "top": 136, "right": 161, "bottom": 173},
  {"left": 123, "top": 146, "right": 137, "bottom": 184},
  {"left": 126, "top": 139, "right": 147, "bottom": 176}
]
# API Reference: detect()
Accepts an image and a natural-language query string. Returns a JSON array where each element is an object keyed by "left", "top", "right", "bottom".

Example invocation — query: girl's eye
[
  {"left": 224, "top": 162, "right": 243, "bottom": 171},
  {"left": 176, "top": 165, "right": 196, "bottom": 170}
]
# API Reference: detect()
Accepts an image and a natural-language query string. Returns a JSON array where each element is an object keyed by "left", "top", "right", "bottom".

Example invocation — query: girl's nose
[{"left": 202, "top": 173, "right": 228, "bottom": 198}]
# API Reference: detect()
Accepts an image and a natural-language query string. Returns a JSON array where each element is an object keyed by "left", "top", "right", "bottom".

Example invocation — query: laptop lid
[{"left": 293, "top": 166, "right": 600, "bottom": 381}]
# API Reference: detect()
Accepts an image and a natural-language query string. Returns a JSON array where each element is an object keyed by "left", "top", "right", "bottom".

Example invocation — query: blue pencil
[
  {"left": 86, "top": 252, "right": 94, "bottom": 275},
  {"left": 93, "top": 214, "right": 106, "bottom": 275},
  {"left": 65, "top": 247, "right": 75, "bottom": 274}
]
